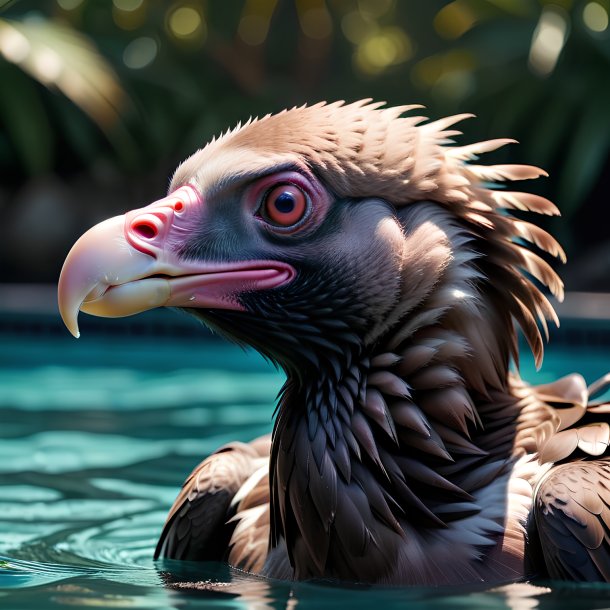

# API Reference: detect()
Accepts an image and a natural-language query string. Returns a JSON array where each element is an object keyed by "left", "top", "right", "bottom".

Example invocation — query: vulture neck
[{"left": 269, "top": 287, "right": 520, "bottom": 582}]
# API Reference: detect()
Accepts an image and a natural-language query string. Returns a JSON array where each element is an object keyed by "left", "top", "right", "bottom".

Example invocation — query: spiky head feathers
[{"left": 172, "top": 100, "right": 564, "bottom": 369}]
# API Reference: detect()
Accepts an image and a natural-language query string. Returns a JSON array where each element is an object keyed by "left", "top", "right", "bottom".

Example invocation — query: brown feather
[{"left": 152, "top": 101, "right": 610, "bottom": 585}]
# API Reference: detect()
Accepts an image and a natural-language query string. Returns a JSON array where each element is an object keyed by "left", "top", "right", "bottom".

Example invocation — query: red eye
[{"left": 262, "top": 184, "right": 308, "bottom": 227}]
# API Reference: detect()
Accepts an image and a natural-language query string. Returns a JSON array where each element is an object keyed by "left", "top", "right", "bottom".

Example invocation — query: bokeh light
[
  {"left": 528, "top": 6, "right": 569, "bottom": 76},
  {"left": 123, "top": 36, "right": 157, "bottom": 69},
  {"left": 355, "top": 26, "right": 412, "bottom": 75},
  {"left": 583, "top": 2, "right": 609, "bottom": 32},
  {"left": 167, "top": 4, "right": 206, "bottom": 42}
]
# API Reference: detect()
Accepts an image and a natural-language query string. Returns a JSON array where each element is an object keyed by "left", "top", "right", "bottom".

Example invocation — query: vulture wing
[
  {"left": 534, "top": 459, "right": 610, "bottom": 581},
  {"left": 154, "top": 435, "right": 270, "bottom": 562},
  {"left": 532, "top": 375, "right": 610, "bottom": 580}
]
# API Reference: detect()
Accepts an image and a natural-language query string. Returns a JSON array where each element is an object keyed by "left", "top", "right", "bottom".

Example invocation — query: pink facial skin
[{"left": 58, "top": 184, "right": 296, "bottom": 338}]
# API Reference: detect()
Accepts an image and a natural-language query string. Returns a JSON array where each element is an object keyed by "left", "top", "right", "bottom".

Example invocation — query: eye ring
[{"left": 260, "top": 184, "right": 309, "bottom": 228}]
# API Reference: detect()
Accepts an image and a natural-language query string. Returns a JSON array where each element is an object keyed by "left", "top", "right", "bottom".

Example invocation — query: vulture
[{"left": 58, "top": 100, "right": 610, "bottom": 586}]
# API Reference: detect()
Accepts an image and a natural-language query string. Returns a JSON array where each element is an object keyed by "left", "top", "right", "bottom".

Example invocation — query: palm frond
[{"left": 0, "top": 17, "right": 126, "bottom": 129}]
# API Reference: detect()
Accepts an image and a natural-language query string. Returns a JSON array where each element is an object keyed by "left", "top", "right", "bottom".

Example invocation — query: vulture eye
[{"left": 261, "top": 184, "right": 309, "bottom": 228}]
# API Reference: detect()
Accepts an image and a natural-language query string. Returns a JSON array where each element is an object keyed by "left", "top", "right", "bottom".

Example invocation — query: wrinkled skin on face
[
  {"left": 176, "top": 171, "right": 407, "bottom": 332},
  {"left": 59, "top": 160, "right": 454, "bottom": 377},
  {"left": 184, "top": 190, "right": 416, "bottom": 371}
]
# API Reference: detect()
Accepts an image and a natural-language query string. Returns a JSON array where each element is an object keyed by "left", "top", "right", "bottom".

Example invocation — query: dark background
[{"left": 1, "top": 0, "right": 609, "bottom": 291}]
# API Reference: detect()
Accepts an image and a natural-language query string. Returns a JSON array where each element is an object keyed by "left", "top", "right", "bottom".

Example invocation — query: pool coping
[{"left": 1, "top": 283, "right": 609, "bottom": 320}]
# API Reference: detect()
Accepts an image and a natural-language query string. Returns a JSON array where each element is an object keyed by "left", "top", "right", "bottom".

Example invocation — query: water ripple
[
  {"left": 0, "top": 366, "right": 281, "bottom": 411},
  {"left": 0, "top": 431, "right": 244, "bottom": 474}
]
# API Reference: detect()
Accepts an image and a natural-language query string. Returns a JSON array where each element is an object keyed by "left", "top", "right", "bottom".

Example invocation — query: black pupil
[{"left": 274, "top": 191, "right": 296, "bottom": 214}]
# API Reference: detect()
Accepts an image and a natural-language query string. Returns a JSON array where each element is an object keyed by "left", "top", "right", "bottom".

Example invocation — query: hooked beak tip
[
  {"left": 57, "top": 214, "right": 129, "bottom": 340},
  {"left": 58, "top": 294, "right": 82, "bottom": 339},
  {"left": 69, "top": 324, "right": 81, "bottom": 340}
]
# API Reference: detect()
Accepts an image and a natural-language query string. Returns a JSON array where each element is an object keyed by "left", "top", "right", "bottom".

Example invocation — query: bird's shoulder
[{"left": 154, "top": 435, "right": 270, "bottom": 561}]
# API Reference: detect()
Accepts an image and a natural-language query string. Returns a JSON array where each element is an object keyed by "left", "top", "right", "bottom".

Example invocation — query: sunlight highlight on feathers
[{"left": 172, "top": 102, "right": 563, "bottom": 374}]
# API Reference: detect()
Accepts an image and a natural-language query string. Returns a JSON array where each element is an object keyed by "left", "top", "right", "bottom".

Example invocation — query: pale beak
[{"left": 57, "top": 185, "right": 295, "bottom": 338}]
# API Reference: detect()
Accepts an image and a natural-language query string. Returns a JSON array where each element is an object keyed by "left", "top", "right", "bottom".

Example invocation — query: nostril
[{"left": 132, "top": 221, "right": 158, "bottom": 239}]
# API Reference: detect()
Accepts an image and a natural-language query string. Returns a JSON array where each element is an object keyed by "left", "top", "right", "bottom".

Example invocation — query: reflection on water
[{"left": 1, "top": 334, "right": 609, "bottom": 609}]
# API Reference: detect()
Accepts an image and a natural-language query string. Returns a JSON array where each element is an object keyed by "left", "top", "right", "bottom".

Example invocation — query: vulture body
[{"left": 58, "top": 101, "right": 610, "bottom": 586}]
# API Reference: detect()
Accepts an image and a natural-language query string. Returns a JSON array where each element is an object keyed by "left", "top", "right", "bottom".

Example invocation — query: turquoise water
[{"left": 1, "top": 315, "right": 609, "bottom": 609}]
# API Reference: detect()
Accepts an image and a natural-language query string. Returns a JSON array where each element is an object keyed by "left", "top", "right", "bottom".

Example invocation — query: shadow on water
[
  {"left": 3, "top": 554, "right": 610, "bottom": 610},
  {"left": 154, "top": 559, "right": 610, "bottom": 610}
]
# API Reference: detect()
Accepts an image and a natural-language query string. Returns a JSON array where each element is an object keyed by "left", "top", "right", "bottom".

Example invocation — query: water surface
[{"left": 1, "top": 315, "right": 609, "bottom": 609}]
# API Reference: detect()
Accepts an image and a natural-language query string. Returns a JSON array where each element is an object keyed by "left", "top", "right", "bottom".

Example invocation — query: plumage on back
[{"left": 58, "top": 100, "right": 610, "bottom": 585}]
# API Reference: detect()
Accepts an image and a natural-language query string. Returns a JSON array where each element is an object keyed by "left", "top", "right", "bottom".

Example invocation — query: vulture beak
[{"left": 58, "top": 184, "right": 295, "bottom": 338}]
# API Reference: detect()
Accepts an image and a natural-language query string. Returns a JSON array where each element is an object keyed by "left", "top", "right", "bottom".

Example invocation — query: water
[{"left": 1, "top": 315, "right": 609, "bottom": 609}]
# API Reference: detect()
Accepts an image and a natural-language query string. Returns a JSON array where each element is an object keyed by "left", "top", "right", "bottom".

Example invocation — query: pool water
[{"left": 1, "top": 312, "right": 609, "bottom": 609}]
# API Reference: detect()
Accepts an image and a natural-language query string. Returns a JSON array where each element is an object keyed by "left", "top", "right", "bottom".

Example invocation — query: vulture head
[
  {"left": 59, "top": 100, "right": 562, "bottom": 376},
  {"left": 58, "top": 101, "right": 571, "bottom": 584}
]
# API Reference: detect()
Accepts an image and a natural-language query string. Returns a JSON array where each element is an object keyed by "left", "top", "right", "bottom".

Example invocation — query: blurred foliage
[{"left": 0, "top": 0, "right": 609, "bottom": 231}]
